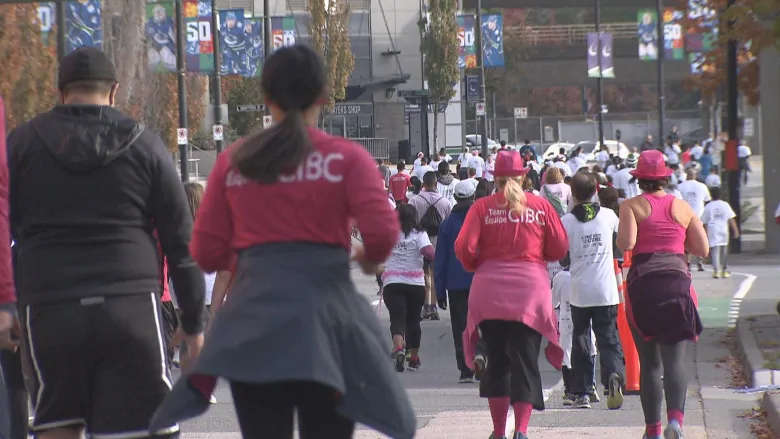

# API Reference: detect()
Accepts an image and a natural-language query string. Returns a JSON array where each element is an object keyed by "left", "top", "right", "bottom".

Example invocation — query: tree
[
  {"left": 0, "top": 4, "right": 57, "bottom": 130},
  {"left": 418, "top": 0, "right": 459, "bottom": 152},
  {"left": 307, "top": 0, "right": 355, "bottom": 111},
  {"left": 680, "top": 0, "right": 776, "bottom": 105},
  {"left": 221, "top": 76, "right": 265, "bottom": 137}
]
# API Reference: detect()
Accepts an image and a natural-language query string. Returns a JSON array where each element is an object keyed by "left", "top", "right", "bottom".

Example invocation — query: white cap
[{"left": 454, "top": 180, "right": 477, "bottom": 199}]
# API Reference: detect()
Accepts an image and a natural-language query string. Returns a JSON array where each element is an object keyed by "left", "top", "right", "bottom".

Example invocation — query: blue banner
[
  {"left": 38, "top": 1, "right": 103, "bottom": 52},
  {"left": 480, "top": 13, "right": 504, "bottom": 68},
  {"left": 146, "top": 2, "right": 177, "bottom": 72},
  {"left": 218, "top": 9, "right": 263, "bottom": 77}
]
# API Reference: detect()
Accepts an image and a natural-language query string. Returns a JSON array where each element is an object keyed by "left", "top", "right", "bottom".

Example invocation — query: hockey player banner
[
  {"left": 637, "top": 10, "right": 658, "bottom": 61},
  {"left": 218, "top": 10, "right": 263, "bottom": 77},
  {"left": 146, "top": 2, "right": 177, "bottom": 72},
  {"left": 480, "top": 14, "right": 504, "bottom": 68},
  {"left": 184, "top": 0, "right": 214, "bottom": 73},
  {"left": 271, "top": 16, "right": 297, "bottom": 51},
  {"left": 456, "top": 13, "right": 503, "bottom": 70},
  {"left": 38, "top": 1, "right": 103, "bottom": 52}
]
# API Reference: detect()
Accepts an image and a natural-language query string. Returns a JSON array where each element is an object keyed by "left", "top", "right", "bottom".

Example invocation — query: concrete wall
[{"left": 759, "top": 46, "right": 779, "bottom": 253}]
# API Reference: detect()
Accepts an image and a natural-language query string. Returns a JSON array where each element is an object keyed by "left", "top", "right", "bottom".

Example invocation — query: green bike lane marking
[{"left": 697, "top": 296, "right": 734, "bottom": 328}]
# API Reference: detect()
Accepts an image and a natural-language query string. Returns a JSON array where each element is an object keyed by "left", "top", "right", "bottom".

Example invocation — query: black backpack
[{"left": 420, "top": 197, "right": 444, "bottom": 237}]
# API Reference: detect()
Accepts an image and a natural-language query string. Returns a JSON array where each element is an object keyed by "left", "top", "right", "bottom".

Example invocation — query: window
[
  {"left": 349, "top": 36, "right": 370, "bottom": 59},
  {"left": 349, "top": 12, "right": 369, "bottom": 36}
]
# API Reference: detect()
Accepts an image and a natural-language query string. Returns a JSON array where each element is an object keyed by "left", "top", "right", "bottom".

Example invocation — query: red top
[
  {"left": 455, "top": 192, "right": 568, "bottom": 272},
  {"left": 632, "top": 194, "right": 686, "bottom": 255},
  {"left": 388, "top": 172, "right": 410, "bottom": 202},
  {"left": 0, "top": 98, "right": 15, "bottom": 305},
  {"left": 191, "top": 127, "right": 399, "bottom": 273},
  {"left": 154, "top": 232, "right": 171, "bottom": 302}
]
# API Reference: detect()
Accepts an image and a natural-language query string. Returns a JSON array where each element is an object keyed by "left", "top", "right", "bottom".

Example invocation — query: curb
[
  {"left": 762, "top": 392, "right": 780, "bottom": 436},
  {"left": 735, "top": 316, "right": 778, "bottom": 387}
]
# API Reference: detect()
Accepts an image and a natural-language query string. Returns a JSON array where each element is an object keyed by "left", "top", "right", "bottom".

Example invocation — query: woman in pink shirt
[
  {"left": 617, "top": 150, "right": 708, "bottom": 439},
  {"left": 455, "top": 151, "right": 569, "bottom": 439}
]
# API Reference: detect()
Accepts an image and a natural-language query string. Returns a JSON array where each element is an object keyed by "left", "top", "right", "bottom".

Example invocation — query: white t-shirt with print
[
  {"left": 437, "top": 178, "right": 460, "bottom": 205},
  {"left": 561, "top": 208, "right": 620, "bottom": 307},
  {"left": 541, "top": 182, "right": 573, "bottom": 214},
  {"left": 412, "top": 165, "right": 435, "bottom": 181},
  {"left": 552, "top": 270, "right": 598, "bottom": 367},
  {"left": 469, "top": 155, "right": 485, "bottom": 178},
  {"left": 701, "top": 200, "right": 736, "bottom": 247},
  {"left": 678, "top": 179, "right": 711, "bottom": 218},
  {"left": 382, "top": 230, "right": 432, "bottom": 287},
  {"left": 704, "top": 174, "right": 721, "bottom": 188}
]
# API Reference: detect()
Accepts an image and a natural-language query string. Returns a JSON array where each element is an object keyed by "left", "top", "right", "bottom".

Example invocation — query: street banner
[
  {"left": 38, "top": 1, "right": 103, "bottom": 52},
  {"left": 663, "top": 8, "right": 684, "bottom": 60},
  {"left": 271, "top": 16, "right": 297, "bottom": 50},
  {"left": 599, "top": 32, "right": 614, "bottom": 78},
  {"left": 587, "top": 32, "right": 615, "bottom": 78},
  {"left": 146, "top": 2, "right": 178, "bottom": 72},
  {"left": 456, "top": 13, "right": 504, "bottom": 70},
  {"left": 587, "top": 32, "right": 598, "bottom": 77},
  {"left": 183, "top": 0, "right": 214, "bottom": 73},
  {"left": 480, "top": 14, "right": 504, "bottom": 68},
  {"left": 218, "top": 9, "right": 263, "bottom": 77},
  {"left": 637, "top": 9, "right": 658, "bottom": 61}
]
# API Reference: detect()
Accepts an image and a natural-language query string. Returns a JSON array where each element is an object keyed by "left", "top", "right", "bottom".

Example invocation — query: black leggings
[
  {"left": 0, "top": 349, "right": 28, "bottom": 439},
  {"left": 382, "top": 283, "right": 425, "bottom": 349},
  {"left": 230, "top": 381, "right": 354, "bottom": 439},
  {"left": 630, "top": 325, "right": 687, "bottom": 424}
]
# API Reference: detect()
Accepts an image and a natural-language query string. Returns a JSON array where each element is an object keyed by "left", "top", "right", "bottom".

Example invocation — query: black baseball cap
[{"left": 58, "top": 47, "right": 117, "bottom": 91}]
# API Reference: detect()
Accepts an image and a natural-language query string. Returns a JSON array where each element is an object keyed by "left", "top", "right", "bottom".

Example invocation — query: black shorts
[{"left": 21, "top": 293, "right": 179, "bottom": 437}]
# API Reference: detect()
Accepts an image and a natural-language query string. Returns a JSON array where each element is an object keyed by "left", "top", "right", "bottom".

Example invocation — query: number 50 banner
[
  {"left": 145, "top": 0, "right": 214, "bottom": 73},
  {"left": 184, "top": 0, "right": 214, "bottom": 73}
]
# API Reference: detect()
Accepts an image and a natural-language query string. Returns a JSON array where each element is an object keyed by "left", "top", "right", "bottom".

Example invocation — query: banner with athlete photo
[
  {"left": 183, "top": 0, "right": 214, "bottom": 73},
  {"left": 456, "top": 14, "right": 504, "bottom": 69},
  {"left": 37, "top": 1, "right": 103, "bottom": 52},
  {"left": 271, "top": 16, "right": 297, "bottom": 50},
  {"left": 146, "top": 2, "right": 177, "bottom": 72},
  {"left": 218, "top": 10, "right": 264, "bottom": 77},
  {"left": 637, "top": 10, "right": 658, "bottom": 61}
]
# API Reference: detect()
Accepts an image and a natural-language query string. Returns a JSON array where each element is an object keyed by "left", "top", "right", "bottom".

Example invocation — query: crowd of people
[{"left": 0, "top": 43, "right": 761, "bottom": 439}]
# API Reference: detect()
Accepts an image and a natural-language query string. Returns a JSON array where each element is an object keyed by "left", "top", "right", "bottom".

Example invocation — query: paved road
[{"left": 177, "top": 260, "right": 771, "bottom": 438}]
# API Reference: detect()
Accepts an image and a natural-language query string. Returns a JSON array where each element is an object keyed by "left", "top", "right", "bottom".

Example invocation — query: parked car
[
  {"left": 679, "top": 127, "right": 708, "bottom": 147},
  {"left": 575, "top": 140, "right": 630, "bottom": 161},
  {"left": 465, "top": 134, "right": 498, "bottom": 149},
  {"left": 542, "top": 142, "right": 576, "bottom": 161}
]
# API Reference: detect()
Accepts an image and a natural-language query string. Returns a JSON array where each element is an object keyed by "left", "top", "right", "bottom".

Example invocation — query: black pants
[
  {"left": 22, "top": 294, "right": 177, "bottom": 437},
  {"left": 449, "top": 289, "right": 486, "bottom": 372},
  {"left": 570, "top": 305, "right": 625, "bottom": 395},
  {"left": 230, "top": 381, "right": 354, "bottom": 439},
  {"left": 478, "top": 320, "right": 544, "bottom": 409},
  {"left": 383, "top": 283, "right": 426, "bottom": 349},
  {"left": 0, "top": 349, "right": 28, "bottom": 439}
]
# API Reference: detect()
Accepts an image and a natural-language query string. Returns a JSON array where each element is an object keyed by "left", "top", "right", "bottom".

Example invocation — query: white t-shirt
[
  {"left": 541, "top": 182, "right": 573, "bottom": 215},
  {"left": 665, "top": 145, "right": 681, "bottom": 165},
  {"left": 553, "top": 161, "right": 573, "bottom": 177},
  {"left": 605, "top": 164, "right": 620, "bottom": 180},
  {"left": 413, "top": 157, "right": 423, "bottom": 168},
  {"left": 677, "top": 179, "right": 711, "bottom": 218},
  {"left": 484, "top": 161, "right": 495, "bottom": 181},
  {"left": 442, "top": 154, "right": 453, "bottom": 163},
  {"left": 561, "top": 208, "right": 620, "bottom": 307},
  {"left": 457, "top": 153, "right": 471, "bottom": 167},
  {"left": 738, "top": 144, "right": 752, "bottom": 158},
  {"left": 596, "top": 150, "right": 610, "bottom": 169},
  {"left": 437, "top": 178, "right": 460, "bottom": 205},
  {"left": 469, "top": 155, "right": 485, "bottom": 178},
  {"left": 704, "top": 174, "right": 721, "bottom": 188},
  {"left": 690, "top": 145, "right": 704, "bottom": 160},
  {"left": 613, "top": 168, "right": 640, "bottom": 199},
  {"left": 568, "top": 157, "right": 587, "bottom": 174},
  {"left": 552, "top": 270, "right": 598, "bottom": 367},
  {"left": 412, "top": 165, "right": 435, "bottom": 181},
  {"left": 383, "top": 230, "right": 432, "bottom": 286},
  {"left": 430, "top": 159, "right": 442, "bottom": 170},
  {"left": 701, "top": 200, "right": 736, "bottom": 247}
]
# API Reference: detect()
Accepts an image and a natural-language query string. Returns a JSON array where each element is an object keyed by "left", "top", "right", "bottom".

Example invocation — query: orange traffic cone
[{"left": 617, "top": 251, "right": 641, "bottom": 394}]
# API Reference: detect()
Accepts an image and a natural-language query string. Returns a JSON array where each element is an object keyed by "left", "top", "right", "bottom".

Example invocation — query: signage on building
[
  {"left": 323, "top": 103, "right": 373, "bottom": 116},
  {"left": 236, "top": 104, "right": 265, "bottom": 112},
  {"left": 399, "top": 89, "right": 431, "bottom": 99}
]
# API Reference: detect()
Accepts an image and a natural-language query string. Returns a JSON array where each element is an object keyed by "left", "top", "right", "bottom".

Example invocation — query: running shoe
[
  {"left": 572, "top": 394, "right": 591, "bottom": 409},
  {"left": 459, "top": 369, "right": 475, "bottom": 383},
  {"left": 722, "top": 271, "right": 731, "bottom": 278},
  {"left": 697, "top": 263, "right": 704, "bottom": 272},
  {"left": 607, "top": 372, "right": 624, "bottom": 410},
  {"left": 512, "top": 432, "right": 529, "bottom": 439},
  {"left": 392, "top": 347, "right": 405, "bottom": 372},
  {"left": 643, "top": 435, "right": 662, "bottom": 439},
  {"left": 209, "top": 394, "right": 217, "bottom": 404},
  {"left": 713, "top": 271, "right": 721, "bottom": 279},
  {"left": 562, "top": 392, "right": 575, "bottom": 405},
  {"left": 408, "top": 355, "right": 421, "bottom": 371},
  {"left": 589, "top": 389, "right": 601, "bottom": 403},
  {"left": 473, "top": 354, "right": 487, "bottom": 381},
  {"left": 663, "top": 420, "right": 684, "bottom": 439},
  {"left": 488, "top": 434, "right": 507, "bottom": 439}
]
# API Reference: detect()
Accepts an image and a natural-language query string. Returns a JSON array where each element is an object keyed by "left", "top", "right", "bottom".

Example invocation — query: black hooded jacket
[{"left": 7, "top": 105, "right": 205, "bottom": 333}]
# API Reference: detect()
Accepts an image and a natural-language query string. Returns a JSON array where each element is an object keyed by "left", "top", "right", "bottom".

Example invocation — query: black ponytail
[{"left": 231, "top": 45, "right": 326, "bottom": 183}]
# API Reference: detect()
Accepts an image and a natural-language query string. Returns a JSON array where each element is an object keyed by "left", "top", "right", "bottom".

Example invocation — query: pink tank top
[{"left": 632, "top": 194, "right": 686, "bottom": 255}]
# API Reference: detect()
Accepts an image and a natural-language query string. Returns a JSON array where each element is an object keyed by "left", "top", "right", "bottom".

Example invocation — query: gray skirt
[{"left": 151, "top": 243, "right": 416, "bottom": 439}]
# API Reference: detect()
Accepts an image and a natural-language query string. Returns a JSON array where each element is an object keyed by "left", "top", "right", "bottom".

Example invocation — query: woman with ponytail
[{"left": 455, "top": 151, "right": 569, "bottom": 439}]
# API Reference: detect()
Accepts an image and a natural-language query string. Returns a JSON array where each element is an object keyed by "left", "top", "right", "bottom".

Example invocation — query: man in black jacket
[{"left": 7, "top": 47, "right": 205, "bottom": 439}]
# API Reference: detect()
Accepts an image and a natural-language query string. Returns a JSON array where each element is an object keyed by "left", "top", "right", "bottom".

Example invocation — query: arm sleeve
[
  {"left": 433, "top": 223, "right": 448, "bottom": 301},
  {"left": 347, "top": 147, "right": 399, "bottom": 264},
  {"left": 0, "top": 98, "right": 15, "bottom": 307},
  {"left": 147, "top": 133, "right": 205, "bottom": 335},
  {"left": 190, "top": 153, "right": 234, "bottom": 273},
  {"left": 543, "top": 205, "right": 569, "bottom": 262},
  {"left": 454, "top": 203, "right": 482, "bottom": 272}
]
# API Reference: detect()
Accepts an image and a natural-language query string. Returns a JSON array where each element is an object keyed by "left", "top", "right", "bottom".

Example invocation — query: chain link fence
[{"left": 465, "top": 110, "right": 704, "bottom": 147}]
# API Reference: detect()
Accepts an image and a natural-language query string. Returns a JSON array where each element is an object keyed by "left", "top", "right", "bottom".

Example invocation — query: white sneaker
[{"left": 209, "top": 394, "right": 217, "bottom": 404}]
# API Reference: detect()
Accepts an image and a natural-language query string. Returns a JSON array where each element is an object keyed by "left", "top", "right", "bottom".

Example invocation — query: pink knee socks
[
  {"left": 488, "top": 397, "right": 510, "bottom": 437},
  {"left": 512, "top": 401, "right": 532, "bottom": 434}
]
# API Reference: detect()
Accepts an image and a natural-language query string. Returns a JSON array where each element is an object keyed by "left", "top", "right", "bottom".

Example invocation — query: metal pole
[
  {"left": 656, "top": 0, "right": 666, "bottom": 149},
  {"left": 419, "top": 3, "right": 431, "bottom": 157},
  {"left": 513, "top": 118, "right": 517, "bottom": 144},
  {"left": 595, "top": 0, "right": 605, "bottom": 149},
  {"left": 56, "top": 0, "right": 66, "bottom": 61},
  {"left": 175, "top": 0, "right": 189, "bottom": 182},
  {"left": 263, "top": 0, "right": 272, "bottom": 118},
  {"left": 474, "top": 0, "right": 489, "bottom": 159},
  {"left": 726, "top": 0, "right": 741, "bottom": 253},
  {"left": 212, "top": 0, "right": 224, "bottom": 154}
]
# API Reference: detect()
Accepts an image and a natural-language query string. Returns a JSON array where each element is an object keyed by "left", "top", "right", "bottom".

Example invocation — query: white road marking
[{"left": 727, "top": 272, "right": 758, "bottom": 328}]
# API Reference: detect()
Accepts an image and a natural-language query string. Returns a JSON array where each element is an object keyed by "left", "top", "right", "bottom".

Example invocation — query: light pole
[
  {"left": 474, "top": 0, "right": 489, "bottom": 159},
  {"left": 595, "top": 0, "right": 604, "bottom": 148},
  {"left": 656, "top": 0, "right": 666, "bottom": 148},
  {"left": 726, "top": 0, "right": 741, "bottom": 253},
  {"left": 175, "top": 0, "right": 189, "bottom": 182},
  {"left": 211, "top": 0, "right": 224, "bottom": 154}
]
